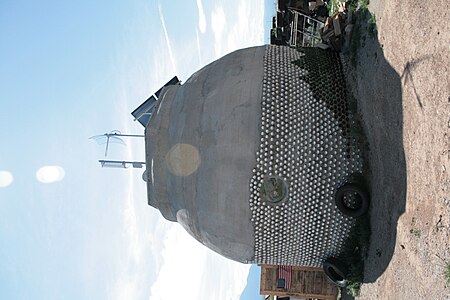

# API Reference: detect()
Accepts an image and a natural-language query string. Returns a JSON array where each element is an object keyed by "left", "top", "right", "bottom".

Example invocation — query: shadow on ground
[{"left": 342, "top": 3, "right": 407, "bottom": 293}]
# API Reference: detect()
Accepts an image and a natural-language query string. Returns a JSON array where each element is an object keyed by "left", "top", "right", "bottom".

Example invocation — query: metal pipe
[{"left": 99, "top": 160, "right": 146, "bottom": 168}]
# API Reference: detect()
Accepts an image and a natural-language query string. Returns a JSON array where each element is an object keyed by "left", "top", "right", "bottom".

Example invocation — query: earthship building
[{"left": 133, "top": 45, "right": 370, "bottom": 282}]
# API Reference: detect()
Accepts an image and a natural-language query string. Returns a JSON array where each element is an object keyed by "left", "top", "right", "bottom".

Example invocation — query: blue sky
[{"left": 1, "top": 1, "right": 272, "bottom": 299}]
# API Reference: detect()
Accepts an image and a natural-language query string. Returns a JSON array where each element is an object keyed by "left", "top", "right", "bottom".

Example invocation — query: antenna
[
  {"left": 99, "top": 160, "right": 146, "bottom": 169},
  {"left": 89, "top": 130, "right": 144, "bottom": 156}
]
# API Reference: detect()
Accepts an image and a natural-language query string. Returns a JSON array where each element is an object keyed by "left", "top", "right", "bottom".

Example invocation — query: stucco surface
[{"left": 145, "top": 46, "right": 266, "bottom": 262}]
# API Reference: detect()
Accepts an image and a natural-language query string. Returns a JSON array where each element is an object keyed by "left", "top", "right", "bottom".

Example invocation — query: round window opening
[{"left": 260, "top": 176, "right": 289, "bottom": 205}]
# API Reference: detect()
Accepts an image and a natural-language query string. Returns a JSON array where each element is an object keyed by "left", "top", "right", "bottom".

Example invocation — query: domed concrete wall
[
  {"left": 144, "top": 45, "right": 365, "bottom": 267},
  {"left": 145, "top": 46, "right": 266, "bottom": 262}
]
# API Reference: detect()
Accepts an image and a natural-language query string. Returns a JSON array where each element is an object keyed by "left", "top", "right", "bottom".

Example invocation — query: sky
[{"left": 0, "top": 1, "right": 273, "bottom": 299}]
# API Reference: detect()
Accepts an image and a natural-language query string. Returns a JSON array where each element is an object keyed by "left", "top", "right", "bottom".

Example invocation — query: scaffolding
[{"left": 289, "top": 9, "right": 324, "bottom": 47}]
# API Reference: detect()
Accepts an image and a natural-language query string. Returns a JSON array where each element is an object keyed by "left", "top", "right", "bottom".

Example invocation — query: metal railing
[{"left": 289, "top": 9, "right": 324, "bottom": 47}]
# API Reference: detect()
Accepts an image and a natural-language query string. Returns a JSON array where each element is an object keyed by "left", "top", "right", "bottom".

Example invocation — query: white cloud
[
  {"left": 108, "top": 184, "right": 152, "bottom": 300},
  {"left": 101, "top": 154, "right": 167, "bottom": 300},
  {"left": 226, "top": 1, "right": 265, "bottom": 51},
  {"left": 199, "top": 254, "right": 250, "bottom": 300},
  {"left": 196, "top": 0, "right": 207, "bottom": 33},
  {"left": 158, "top": 4, "right": 177, "bottom": 75},
  {"left": 36, "top": 165, "right": 65, "bottom": 183},
  {"left": 149, "top": 224, "right": 250, "bottom": 300},
  {"left": 149, "top": 225, "right": 207, "bottom": 300},
  {"left": 0, "top": 170, "right": 13, "bottom": 187},
  {"left": 195, "top": 29, "right": 203, "bottom": 66},
  {"left": 211, "top": 5, "right": 227, "bottom": 57},
  {"left": 210, "top": 1, "right": 265, "bottom": 58}
]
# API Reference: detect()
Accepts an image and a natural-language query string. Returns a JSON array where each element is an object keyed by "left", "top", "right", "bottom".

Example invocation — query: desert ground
[{"left": 342, "top": 0, "right": 449, "bottom": 298}]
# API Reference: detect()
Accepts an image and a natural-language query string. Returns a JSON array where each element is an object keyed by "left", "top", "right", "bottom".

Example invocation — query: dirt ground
[{"left": 342, "top": 0, "right": 449, "bottom": 299}]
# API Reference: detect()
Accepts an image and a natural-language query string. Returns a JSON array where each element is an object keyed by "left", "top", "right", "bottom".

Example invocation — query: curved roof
[{"left": 145, "top": 46, "right": 265, "bottom": 262}]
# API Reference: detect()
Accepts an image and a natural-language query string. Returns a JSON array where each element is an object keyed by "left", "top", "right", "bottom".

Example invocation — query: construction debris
[
  {"left": 270, "top": 0, "right": 354, "bottom": 52},
  {"left": 270, "top": 0, "right": 329, "bottom": 47},
  {"left": 319, "top": 4, "right": 354, "bottom": 52}
]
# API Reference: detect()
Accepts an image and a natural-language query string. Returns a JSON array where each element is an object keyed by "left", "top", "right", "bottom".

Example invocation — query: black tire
[
  {"left": 323, "top": 257, "right": 348, "bottom": 287},
  {"left": 335, "top": 183, "right": 370, "bottom": 218}
]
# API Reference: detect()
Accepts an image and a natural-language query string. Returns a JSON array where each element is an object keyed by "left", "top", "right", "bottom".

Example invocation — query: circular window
[{"left": 260, "top": 176, "right": 289, "bottom": 205}]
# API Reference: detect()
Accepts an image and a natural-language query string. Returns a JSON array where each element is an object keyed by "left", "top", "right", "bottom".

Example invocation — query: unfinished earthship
[{"left": 138, "top": 45, "right": 369, "bottom": 281}]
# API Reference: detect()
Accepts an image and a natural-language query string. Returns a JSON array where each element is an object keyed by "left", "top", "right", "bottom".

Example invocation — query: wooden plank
[
  {"left": 298, "top": 269, "right": 306, "bottom": 293},
  {"left": 313, "top": 270, "right": 323, "bottom": 294},
  {"left": 304, "top": 269, "right": 313, "bottom": 294},
  {"left": 260, "top": 265, "right": 279, "bottom": 294},
  {"left": 260, "top": 265, "right": 267, "bottom": 294},
  {"left": 312, "top": 270, "right": 317, "bottom": 294},
  {"left": 260, "top": 265, "right": 338, "bottom": 299},
  {"left": 266, "top": 266, "right": 277, "bottom": 291},
  {"left": 265, "top": 290, "right": 337, "bottom": 300},
  {"left": 292, "top": 265, "right": 323, "bottom": 272}
]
